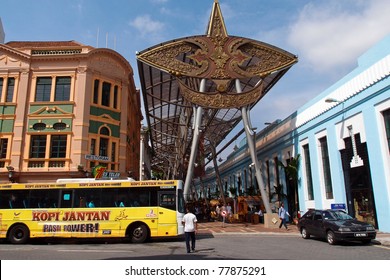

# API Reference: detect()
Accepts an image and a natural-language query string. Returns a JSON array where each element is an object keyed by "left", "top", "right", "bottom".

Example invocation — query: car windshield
[{"left": 328, "top": 210, "right": 353, "bottom": 220}]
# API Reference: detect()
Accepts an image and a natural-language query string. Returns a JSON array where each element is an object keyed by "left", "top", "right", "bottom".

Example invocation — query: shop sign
[
  {"left": 331, "top": 203, "right": 346, "bottom": 210},
  {"left": 85, "top": 154, "right": 110, "bottom": 161}
]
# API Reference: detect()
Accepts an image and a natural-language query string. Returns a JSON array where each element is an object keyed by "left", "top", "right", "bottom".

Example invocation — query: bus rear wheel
[
  {"left": 8, "top": 224, "right": 29, "bottom": 244},
  {"left": 130, "top": 224, "right": 148, "bottom": 243}
]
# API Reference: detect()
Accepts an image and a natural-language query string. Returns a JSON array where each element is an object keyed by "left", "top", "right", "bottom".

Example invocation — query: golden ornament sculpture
[{"left": 137, "top": 0, "right": 297, "bottom": 109}]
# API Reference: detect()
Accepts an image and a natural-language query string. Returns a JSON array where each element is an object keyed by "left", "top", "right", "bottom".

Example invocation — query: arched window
[
  {"left": 100, "top": 127, "right": 110, "bottom": 136},
  {"left": 89, "top": 126, "right": 118, "bottom": 172},
  {"left": 99, "top": 127, "right": 110, "bottom": 157}
]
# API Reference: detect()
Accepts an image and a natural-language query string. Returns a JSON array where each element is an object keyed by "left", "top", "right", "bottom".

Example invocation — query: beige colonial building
[{"left": 0, "top": 40, "right": 141, "bottom": 183}]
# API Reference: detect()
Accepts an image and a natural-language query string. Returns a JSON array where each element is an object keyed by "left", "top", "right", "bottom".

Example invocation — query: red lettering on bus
[
  {"left": 62, "top": 211, "right": 110, "bottom": 221},
  {"left": 32, "top": 211, "right": 60, "bottom": 221}
]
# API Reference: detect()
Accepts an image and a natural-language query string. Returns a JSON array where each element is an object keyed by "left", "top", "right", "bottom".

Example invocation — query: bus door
[{"left": 157, "top": 191, "right": 177, "bottom": 235}]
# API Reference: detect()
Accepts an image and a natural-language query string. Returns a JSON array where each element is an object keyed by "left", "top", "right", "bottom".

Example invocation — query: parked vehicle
[{"left": 297, "top": 209, "right": 376, "bottom": 245}]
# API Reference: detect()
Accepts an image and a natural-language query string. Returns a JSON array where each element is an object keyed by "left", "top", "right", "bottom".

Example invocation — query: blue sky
[{"left": 2, "top": 0, "right": 390, "bottom": 155}]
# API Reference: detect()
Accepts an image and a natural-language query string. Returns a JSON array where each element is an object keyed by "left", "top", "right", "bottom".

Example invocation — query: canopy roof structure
[{"left": 137, "top": 1, "right": 297, "bottom": 180}]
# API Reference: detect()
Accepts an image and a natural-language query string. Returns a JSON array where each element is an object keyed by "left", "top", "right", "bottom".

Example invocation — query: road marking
[
  {"left": 58, "top": 249, "right": 133, "bottom": 253},
  {"left": 211, "top": 232, "right": 300, "bottom": 236},
  {"left": 373, "top": 244, "right": 390, "bottom": 250}
]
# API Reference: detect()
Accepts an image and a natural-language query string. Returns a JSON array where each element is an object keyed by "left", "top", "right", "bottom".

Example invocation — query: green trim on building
[
  {"left": 29, "top": 104, "right": 74, "bottom": 115},
  {"left": 89, "top": 120, "right": 120, "bottom": 138},
  {"left": 27, "top": 118, "right": 73, "bottom": 133},
  {"left": 0, "top": 105, "right": 16, "bottom": 115},
  {"left": 90, "top": 106, "right": 120, "bottom": 121},
  {"left": 0, "top": 119, "right": 15, "bottom": 133},
  {"left": 0, "top": 105, "right": 16, "bottom": 132}
]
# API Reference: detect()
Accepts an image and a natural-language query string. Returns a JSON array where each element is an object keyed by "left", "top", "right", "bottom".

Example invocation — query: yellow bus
[{"left": 0, "top": 180, "right": 185, "bottom": 244}]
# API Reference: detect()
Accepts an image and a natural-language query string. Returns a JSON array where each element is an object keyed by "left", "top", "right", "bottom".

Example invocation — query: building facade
[
  {"left": 196, "top": 35, "right": 390, "bottom": 232},
  {"left": 0, "top": 41, "right": 141, "bottom": 183}
]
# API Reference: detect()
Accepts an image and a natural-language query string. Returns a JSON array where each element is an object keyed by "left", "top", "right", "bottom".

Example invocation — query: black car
[{"left": 297, "top": 209, "right": 376, "bottom": 245}]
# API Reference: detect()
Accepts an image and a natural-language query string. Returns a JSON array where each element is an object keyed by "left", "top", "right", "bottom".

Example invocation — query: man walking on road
[{"left": 182, "top": 206, "right": 198, "bottom": 253}]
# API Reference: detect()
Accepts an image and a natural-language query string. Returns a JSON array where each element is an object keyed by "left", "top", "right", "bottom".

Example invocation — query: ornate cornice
[{"left": 179, "top": 79, "right": 264, "bottom": 109}]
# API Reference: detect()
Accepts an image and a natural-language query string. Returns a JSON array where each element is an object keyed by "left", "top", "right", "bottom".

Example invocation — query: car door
[
  {"left": 311, "top": 211, "right": 325, "bottom": 237},
  {"left": 302, "top": 211, "right": 316, "bottom": 235}
]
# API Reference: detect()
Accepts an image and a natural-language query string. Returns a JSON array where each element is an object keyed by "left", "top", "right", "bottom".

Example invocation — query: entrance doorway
[{"left": 340, "top": 133, "right": 377, "bottom": 228}]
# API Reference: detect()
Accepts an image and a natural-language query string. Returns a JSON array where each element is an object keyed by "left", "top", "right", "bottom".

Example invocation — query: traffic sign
[{"left": 221, "top": 210, "right": 227, "bottom": 217}]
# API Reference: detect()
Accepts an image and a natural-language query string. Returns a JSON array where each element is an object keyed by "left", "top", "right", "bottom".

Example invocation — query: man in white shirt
[{"left": 182, "top": 206, "right": 198, "bottom": 253}]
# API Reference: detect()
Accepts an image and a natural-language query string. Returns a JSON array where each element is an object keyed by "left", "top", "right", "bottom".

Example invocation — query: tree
[
  {"left": 271, "top": 183, "right": 287, "bottom": 204},
  {"left": 229, "top": 187, "right": 238, "bottom": 198},
  {"left": 279, "top": 154, "right": 300, "bottom": 185},
  {"left": 151, "top": 170, "right": 164, "bottom": 180},
  {"left": 278, "top": 154, "right": 301, "bottom": 219}
]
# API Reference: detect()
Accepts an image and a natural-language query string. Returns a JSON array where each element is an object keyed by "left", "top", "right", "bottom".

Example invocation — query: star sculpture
[{"left": 137, "top": 0, "right": 297, "bottom": 109}]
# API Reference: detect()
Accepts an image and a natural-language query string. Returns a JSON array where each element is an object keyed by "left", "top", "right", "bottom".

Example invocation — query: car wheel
[
  {"left": 301, "top": 227, "right": 310, "bottom": 239},
  {"left": 326, "top": 230, "right": 336, "bottom": 245},
  {"left": 8, "top": 224, "right": 29, "bottom": 244},
  {"left": 130, "top": 224, "right": 148, "bottom": 243}
]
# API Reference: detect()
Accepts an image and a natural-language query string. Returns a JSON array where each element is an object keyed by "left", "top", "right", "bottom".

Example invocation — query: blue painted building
[{"left": 196, "top": 35, "right": 390, "bottom": 232}]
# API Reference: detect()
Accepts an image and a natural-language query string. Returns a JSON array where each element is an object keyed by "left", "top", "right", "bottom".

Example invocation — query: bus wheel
[
  {"left": 130, "top": 224, "right": 148, "bottom": 243},
  {"left": 8, "top": 224, "right": 29, "bottom": 244}
]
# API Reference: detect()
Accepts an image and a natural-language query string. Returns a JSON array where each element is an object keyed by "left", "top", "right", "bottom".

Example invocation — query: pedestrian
[
  {"left": 278, "top": 202, "right": 290, "bottom": 230},
  {"left": 226, "top": 203, "right": 232, "bottom": 221},
  {"left": 182, "top": 206, "right": 198, "bottom": 253},
  {"left": 194, "top": 204, "right": 201, "bottom": 221},
  {"left": 220, "top": 204, "right": 226, "bottom": 222},
  {"left": 205, "top": 205, "right": 211, "bottom": 222},
  {"left": 257, "top": 207, "right": 264, "bottom": 223},
  {"left": 215, "top": 204, "right": 221, "bottom": 221}
]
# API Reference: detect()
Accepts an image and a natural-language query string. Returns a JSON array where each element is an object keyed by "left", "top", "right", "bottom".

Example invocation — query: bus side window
[
  {"left": 9, "top": 194, "right": 24, "bottom": 209},
  {"left": 60, "top": 191, "right": 72, "bottom": 208},
  {"left": 79, "top": 197, "right": 86, "bottom": 207},
  {"left": 87, "top": 201, "right": 95, "bottom": 208},
  {"left": 8, "top": 194, "right": 16, "bottom": 208}
]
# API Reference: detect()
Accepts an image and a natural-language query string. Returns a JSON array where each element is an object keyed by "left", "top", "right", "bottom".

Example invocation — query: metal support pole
[
  {"left": 211, "top": 142, "right": 227, "bottom": 207},
  {"left": 236, "top": 79, "right": 272, "bottom": 214},
  {"left": 183, "top": 79, "right": 206, "bottom": 200}
]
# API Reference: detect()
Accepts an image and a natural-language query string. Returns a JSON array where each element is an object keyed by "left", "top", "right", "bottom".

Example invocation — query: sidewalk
[
  {"left": 197, "top": 220, "right": 390, "bottom": 246},
  {"left": 197, "top": 220, "right": 299, "bottom": 235}
]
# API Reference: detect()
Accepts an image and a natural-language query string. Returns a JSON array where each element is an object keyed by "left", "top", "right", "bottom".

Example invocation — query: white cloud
[
  {"left": 288, "top": 0, "right": 390, "bottom": 73},
  {"left": 71, "top": 0, "right": 84, "bottom": 15},
  {"left": 129, "top": 14, "right": 165, "bottom": 40}
]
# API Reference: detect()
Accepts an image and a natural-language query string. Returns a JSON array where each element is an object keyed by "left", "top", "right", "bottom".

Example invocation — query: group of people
[{"left": 215, "top": 203, "right": 233, "bottom": 221}]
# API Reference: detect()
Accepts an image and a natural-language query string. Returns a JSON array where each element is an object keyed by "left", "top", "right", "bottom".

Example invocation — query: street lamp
[
  {"left": 325, "top": 97, "right": 341, "bottom": 103},
  {"left": 6, "top": 166, "right": 15, "bottom": 183}
]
